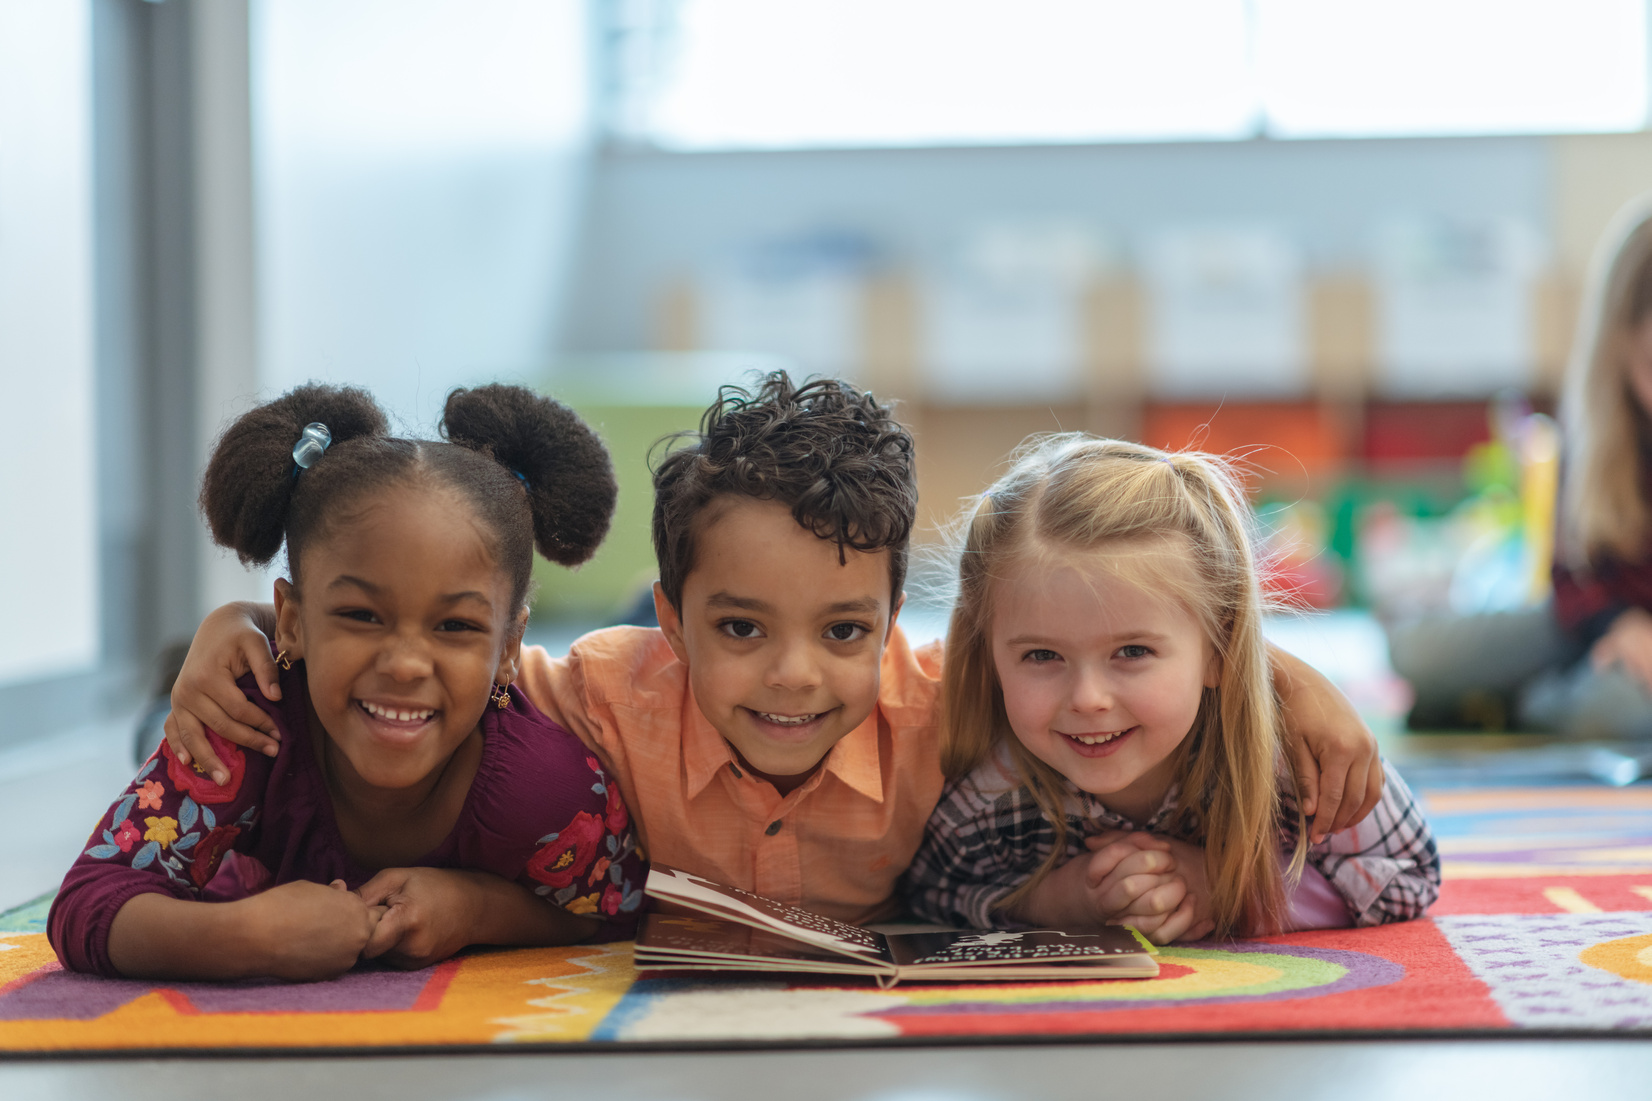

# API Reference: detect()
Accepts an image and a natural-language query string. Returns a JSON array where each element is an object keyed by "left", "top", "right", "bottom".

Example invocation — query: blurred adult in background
[{"left": 1392, "top": 194, "right": 1652, "bottom": 739}]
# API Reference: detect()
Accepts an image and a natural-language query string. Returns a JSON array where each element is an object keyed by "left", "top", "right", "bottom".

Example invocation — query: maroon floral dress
[{"left": 49, "top": 665, "right": 645, "bottom": 976}]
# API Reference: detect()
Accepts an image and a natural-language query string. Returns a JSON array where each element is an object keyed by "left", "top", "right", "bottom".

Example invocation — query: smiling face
[
  {"left": 655, "top": 496, "right": 902, "bottom": 791},
  {"left": 273, "top": 482, "right": 525, "bottom": 791},
  {"left": 990, "top": 541, "right": 1217, "bottom": 823}
]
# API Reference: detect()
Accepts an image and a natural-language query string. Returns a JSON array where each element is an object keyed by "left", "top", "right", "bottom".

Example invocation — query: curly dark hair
[
  {"left": 199, "top": 382, "right": 616, "bottom": 610},
  {"left": 651, "top": 372, "right": 917, "bottom": 608}
]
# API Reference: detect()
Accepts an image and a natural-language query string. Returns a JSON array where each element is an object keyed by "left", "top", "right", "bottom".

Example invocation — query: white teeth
[
  {"left": 1070, "top": 730, "right": 1125, "bottom": 745},
  {"left": 758, "top": 711, "right": 819, "bottom": 726},
  {"left": 362, "top": 701, "right": 434, "bottom": 722}
]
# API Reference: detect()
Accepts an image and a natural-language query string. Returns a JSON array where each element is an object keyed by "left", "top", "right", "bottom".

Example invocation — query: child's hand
[
  {"left": 357, "top": 866, "right": 601, "bottom": 967},
  {"left": 1009, "top": 831, "right": 1178, "bottom": 931},
  {"left": 165, "top": 602, "right": 282, "bottom": 784},
  {"left": 1090, "top": 834, "right": 1215, "bottom": 944},
  {"left": 1591, "top": 608, "right": 1652, "bottom": 694},
  {"left": 245, "top": 879, "right": 381, "bottom": 981},
  {"left": 357, "top": 867, "right": 481, "bottom": 970},
  {"left": 1271, "top": 645, "right": 1384, "bottom": 843},
  {"left": 1081, "top": 831, "right": 1190, "bottom": 926}
]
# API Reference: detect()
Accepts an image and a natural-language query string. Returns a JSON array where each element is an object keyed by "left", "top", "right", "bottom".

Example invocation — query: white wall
[
  {"left": 253, "top": 0, "right": 595, "bottom": 435},
  {"left": 0, "top": 0, "right": 98, "bottom": 686},
  {"left": 566, "top": 136, "right": 1552, "bottom": 351}
]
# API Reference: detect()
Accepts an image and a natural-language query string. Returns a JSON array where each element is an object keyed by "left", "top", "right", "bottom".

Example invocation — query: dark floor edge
[{"left": 2, "top": 1026, "right": 1649, "bottom": 1062}]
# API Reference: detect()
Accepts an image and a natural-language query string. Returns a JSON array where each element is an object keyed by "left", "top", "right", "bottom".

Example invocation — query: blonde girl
[{"left": 903, "top": 436, "right": 1439, "bottom": 941}]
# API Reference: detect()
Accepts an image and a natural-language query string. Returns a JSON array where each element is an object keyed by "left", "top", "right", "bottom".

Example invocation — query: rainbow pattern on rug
[{"left": 4, "top": 784, "right": 1652, "bottom": 1053}]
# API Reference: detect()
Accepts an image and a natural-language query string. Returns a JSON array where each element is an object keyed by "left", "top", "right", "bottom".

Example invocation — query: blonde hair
[
  {"left": 1562, "top": 192, "right": 1652, "bottom": 567},
  {"left": 939, "top": 435, "right": 1303, "bottom": 937}
]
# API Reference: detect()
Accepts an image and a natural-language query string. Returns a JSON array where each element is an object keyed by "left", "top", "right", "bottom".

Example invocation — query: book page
[
  {"left": 636, "top": 914, "right": 881, "bottom": 972},
  {"left": 885, "top": 927, "right": 1152, "bottom": 969},
  {"left": 643, "top": 866, "right": 887, "bottom": 959}
]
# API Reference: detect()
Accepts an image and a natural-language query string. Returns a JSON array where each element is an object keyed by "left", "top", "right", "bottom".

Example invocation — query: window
[
  {"left": 0, "top": 0, "right": 98, "bottom": 685},
  {"left": 607, "top": 0, "right": 1648, "bottom": 149}
]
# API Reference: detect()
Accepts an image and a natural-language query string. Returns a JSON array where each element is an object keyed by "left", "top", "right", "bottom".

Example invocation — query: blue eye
[
  {"left": 825, "top": 622, "right": 869, "bottom": 642},
  {"left": 1116, "top": 644, "right": 1152, "bottom": 660},
  {"left": 1024, "top": 649, "right": 1060, "bottom": 664}
]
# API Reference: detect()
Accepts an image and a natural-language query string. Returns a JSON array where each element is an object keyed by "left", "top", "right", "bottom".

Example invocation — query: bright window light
[
  {"left": 0, "top": 0, "right": 98, "bottom": 684},
  {"left": 626, "top": 0, "right": 1257, "bottom": 149},
  {"left": 611, "top": 0, "right": 1650, "bottom": 148},
  {"left": 1256, "top": 0, "right": 1648, "bottom": 138}
]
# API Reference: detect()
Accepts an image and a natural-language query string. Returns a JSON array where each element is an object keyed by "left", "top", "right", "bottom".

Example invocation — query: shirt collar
[
  {"left": 820, "top": 711, "right": 885, "bottom": 803},
  {"left": 682, "top": 691, "right": 737, "bottom": 799},
  {"left": 1074, "top": 780, "right": 1184, "bottom": 832}
]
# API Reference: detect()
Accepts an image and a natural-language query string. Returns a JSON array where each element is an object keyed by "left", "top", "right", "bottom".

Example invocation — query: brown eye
[
  {"left": 721, "top": 619, "right": 761, "bottom": 639},
  {"left": 825, "top": 622, "right": 868, "bottom": 642}
]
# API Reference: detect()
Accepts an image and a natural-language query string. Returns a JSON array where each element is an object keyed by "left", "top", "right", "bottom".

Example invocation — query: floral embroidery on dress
[
  {"left": 603, "top": 779, "right": 628, "bottom": 835},
  {"left": 136, "top": 780, "right": 164, "bottom": 811},
  {"left": 189, "top": 824, "right": 243, "bottom": 888},
  {"left": 161, "top": 730, "right": 246, "bottom": 804},
  {"left": 526, "top": 811, "right": 604, "bottom": 889},
  {"left": 143, "top": 816, "right": 180, "bottom": 848},
  {"left": 525, "top": 756, "right": 643, "bottom": 917},
  {"left": 81, "top": 752, "right": 261, "bottom": 894},
  {"left": 111, "top": 819, "right": 141, "bottom": 853}
]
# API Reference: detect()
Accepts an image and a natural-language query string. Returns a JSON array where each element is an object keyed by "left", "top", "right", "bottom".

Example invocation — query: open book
[{"left": 634, "top": 865, "right": 1159, "bottom": 987}]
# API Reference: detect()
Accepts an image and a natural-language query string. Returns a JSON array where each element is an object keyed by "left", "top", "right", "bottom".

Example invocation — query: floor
[
  {"left": 3, "top": 611, "right": 1648, "bottom": 1098},
  {"left": 0, "top": 711, "right": 147, "bottom": 907},
  {"left": 4, "top": 1040, "right": 1651, "bottom": 1101}
]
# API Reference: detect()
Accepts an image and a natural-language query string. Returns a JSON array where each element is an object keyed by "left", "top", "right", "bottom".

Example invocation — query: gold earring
[
  {"left": 276, "top": 650, "right": 293, "bottom": 671},
  {"left": 491, "top": 683, "right": 510, "bottom": 709}
]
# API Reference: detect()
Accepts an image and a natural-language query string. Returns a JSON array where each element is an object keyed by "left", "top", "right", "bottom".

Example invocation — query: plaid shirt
[{"left": 901, "top": 751, "right": 1440, "bottom": 931}]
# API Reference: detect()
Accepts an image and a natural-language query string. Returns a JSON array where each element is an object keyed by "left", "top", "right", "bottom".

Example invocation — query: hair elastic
[
  {"left": 510, "top": 468, "right": 531, "bottom": 490},
  {"left": 292, "top": 422, "right": 332, "bottom": 473}
]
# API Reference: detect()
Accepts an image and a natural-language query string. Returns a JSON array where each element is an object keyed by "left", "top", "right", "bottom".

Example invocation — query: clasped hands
[
  {"left": 252, "top": 867, "right": 481, "bottom": 981},
  {"left": 1018, "top": 830, "right": 1216, "bottom": 945}
]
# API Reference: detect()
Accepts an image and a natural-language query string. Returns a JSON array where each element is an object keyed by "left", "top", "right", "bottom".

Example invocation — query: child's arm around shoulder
[
  {"left": 163, "top": 601, "right": 283, "bottom": 783},
  {"left": 1301, "top": 758, "right": 1441, "bottom": 926},
  {"left": 1271, "top": 645, "right": 1384, "bottom": 842},
  {"left": 166, "top": 605, "right": 629, "bottom": 782},
  {"left": 513, "top": 626, "right": 671, "bottom": 781}
]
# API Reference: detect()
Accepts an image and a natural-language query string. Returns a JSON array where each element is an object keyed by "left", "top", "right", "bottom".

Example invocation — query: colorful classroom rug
[{"left": 4, "top": 784, "right": 1652, "bottom": 1055}]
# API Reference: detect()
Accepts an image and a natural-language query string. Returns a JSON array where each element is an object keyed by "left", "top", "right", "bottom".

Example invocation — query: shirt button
[
  {"left": 729, "top": 763, "right": 743, "bottom": 779},
  {"left": 765, "top": 820, "right": 783, "bottom": 836}
]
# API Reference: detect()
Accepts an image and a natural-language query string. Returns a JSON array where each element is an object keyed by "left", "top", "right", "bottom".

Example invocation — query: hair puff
[
  {"left": 199, "top": 383, "right": 388, "bottom": 566},
  {"left": 441, "top": 384, "right": 617, "bottom": 567}
]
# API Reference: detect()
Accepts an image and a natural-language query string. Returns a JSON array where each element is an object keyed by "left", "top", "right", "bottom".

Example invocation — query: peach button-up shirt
[{"left": 517, "top": 624, "right": 945, "bottom": 925}]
